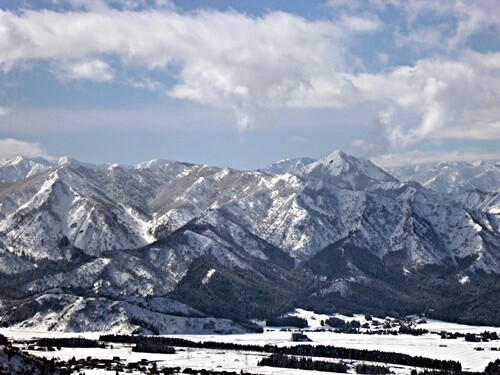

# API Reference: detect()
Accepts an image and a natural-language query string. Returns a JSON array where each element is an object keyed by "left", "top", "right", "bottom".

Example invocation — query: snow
[
  {"left": 459, "top": 275, "right": 470, "bottom": 284},
  {"left": 202, "top": 268, "right": 216, "bottom": 285},
  {"left": 122, "top": 205, "right": 156, "bottom": 244},
  {"left": 304, "top": 151, "right": 398, "bottom": 191},
  {"left": 1, "top": 152, "right": 500, "bottom": 347},
  {"left": 389, "top": 160, "right": 500, "bottom": 194},
  {"left": 0, "top": 156, "right": 54, "bottom": 183},
  {"left": 1, "top": 150, "right": 498, "bottom": 272},
  {"left": 261, "top": 157, "right": 316, "bottom": 175},
  {"left": 2, "top": 312, "right": 499, "bottom": 374},
  {"left": 318, "top": 281, "right": 348, "bottom": 297}
]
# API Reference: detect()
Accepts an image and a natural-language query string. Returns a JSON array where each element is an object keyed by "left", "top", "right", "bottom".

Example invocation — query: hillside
[{"left": 0, "top": 151, "right": 499, "bottom": 332}]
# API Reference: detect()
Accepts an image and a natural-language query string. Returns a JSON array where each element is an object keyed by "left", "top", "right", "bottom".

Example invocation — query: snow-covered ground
[{"left": 1, "top": 310, "right": 499, "bottom": 374}]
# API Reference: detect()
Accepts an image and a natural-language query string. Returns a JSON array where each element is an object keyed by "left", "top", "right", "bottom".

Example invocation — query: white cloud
[
  {"left": 53, "top": 59, "right": 114, "bottom": 82},
  {"left": 0, "top": 138, "right": 51, "bottom": 160},
  {"left": 394, "top": 0, "right": 500, "bottom": 51},
  {"left": 68, "top": 0, "right": 110, "bottom": 11},
  {"left": 464, "top": 50, "right": 500, "bottom": 70},
  {"left": 329, "top": 0, "right": 500, "bottom": 53},
  {"left": 341, "top": 15, "right": 383, "bottom": 33},
  {"left": 352, "top": 56, "right": 500, "bottom": 149},
  {"left": 326, "top": 0, "right": 363, "bottom": 10},
  {"left": 0, "top": 4, "right": 498, "bottom": 151},
  {"left": 131, "top": 78, "right": 164, "bottom": 91},
  {"left": 445, "top": 122, "right": 500, "bottom": 141},
  {"left": 68, "top": 0, "right": 175, "bottom": 11},
  {"left": 0, "top": 8, "right": 351, "bottom": 129},
  {"left": 395, "top": 26, "right": 452, "bottom": 52}
]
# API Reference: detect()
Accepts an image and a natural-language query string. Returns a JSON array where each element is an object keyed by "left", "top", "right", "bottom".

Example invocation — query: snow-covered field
[{"left": 2, "top": 310, "right": 499, "bottom": 374}]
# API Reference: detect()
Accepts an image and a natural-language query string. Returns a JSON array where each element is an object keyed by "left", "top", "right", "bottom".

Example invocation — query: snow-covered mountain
[
  {"left": 0, "top": 156, "right": 55, "bottom": 183},
  {"left": 303, "top": 151, "right": 399, "bottom": 190},
  {"left": 1, "top": 152, "right": 499, "bottom": 332},
  {"left": 389, "top": 160, "right": 500, "bottom": 194},
  {"left": 0, "top": 345, "right": 60, "bottom": 375},
  {"left": 261, "top": 157, "right": 316, "bottom": 175}
]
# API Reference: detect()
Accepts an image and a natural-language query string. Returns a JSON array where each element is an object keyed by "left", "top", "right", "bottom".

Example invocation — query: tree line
[
  {"left": 37, "top": 337, "right": 101, "bottom": 348},
  {"left": 258, "top": 353, "right": 348, "bottom": 373},
  {"left": 271, "top": 344, "right": 460, "bottom": 372},
  {"left": 398, "top": 324, "right": 429, "bottom": 336},
  {"left": 265, "top": 316, "right": 308, "bottom": 328},
  {"left": 324, "top": 316, "right": 361, "bottom": 329},
  {"left": 99, "top": 334, "right": 461, "bottom": 371},
  {"left": 132, "top": 339, "right": 176, "bottom": 354}
]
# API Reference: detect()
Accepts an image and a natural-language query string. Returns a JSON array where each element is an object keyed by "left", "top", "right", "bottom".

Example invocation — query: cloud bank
[{"left": 0, "top": 1, "right": 499, "bottom": 160}]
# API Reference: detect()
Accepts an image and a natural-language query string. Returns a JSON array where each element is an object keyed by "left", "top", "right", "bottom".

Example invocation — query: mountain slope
[
  {"left": 389, "top": 160, "right": 500, "bottom": 194},
  {"left": 0, "top": 156, "right": 55, "bottom": 183},
  {"left": 0, "top": 152, "right": 499, "bottom": 331},
  {"left": 304, "top": 151, "right": 399, "bottom": 190},
  {"left": 261, "top": 157, "right": 316, "bottom": 175}
]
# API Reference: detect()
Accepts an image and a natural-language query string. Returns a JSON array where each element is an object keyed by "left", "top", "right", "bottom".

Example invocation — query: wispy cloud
[
  {"left": 340, "top": 15, "right": 383, "bottom": 33},
  {"left": 131, "top": 78, "right": 164, "bottom": 91},
  {"left": 67, "top": 0, "right": 175, "bottom": 11},
  {"left": 398, "top": 0, "right": 500, "bottom": 51},
  {"left": 52, "top": 59, "right": 114, "bottom": 82},
  {"left": 329, "top": 0, "right": 500, "bottom": 53}
]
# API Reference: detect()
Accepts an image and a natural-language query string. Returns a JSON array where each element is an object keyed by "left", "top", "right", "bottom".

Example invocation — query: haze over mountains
[{"left": 0, "top": 151, "right": 499, "bottom": 333}]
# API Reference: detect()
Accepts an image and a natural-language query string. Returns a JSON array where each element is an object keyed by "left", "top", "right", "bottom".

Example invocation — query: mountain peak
[
  {"left": 1, "top": 155, "right": 53, "bottom": 166},
  {"left": 57, "top": 156, "right": 72, "bottom": 166},
  {"left": 0, "top": 156, "right": 55, "bottom": 183},
  {"left": 328, "top": 150, "right": 348, "bottom": 159},
  {"left": 136, "top": 159, "right": 175, "bottom": 169},
  {"left": 304, "top": 151, "right": 398, "bottom": 190}
]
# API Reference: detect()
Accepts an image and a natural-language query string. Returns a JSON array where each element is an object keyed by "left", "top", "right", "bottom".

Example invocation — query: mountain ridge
[
  {"left": 388, "top": 160, "right": 500, "bottom": 194},
  {"left": 1, "top": 151, "right": 499, "bottom": 332}
]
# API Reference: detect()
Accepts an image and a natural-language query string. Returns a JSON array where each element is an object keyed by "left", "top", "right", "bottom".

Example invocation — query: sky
[{"left": 0, "top": 0, "right": 499, "bottom": 169}]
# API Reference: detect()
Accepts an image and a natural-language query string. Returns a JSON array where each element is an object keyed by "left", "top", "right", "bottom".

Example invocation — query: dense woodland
[
  {"left": 37, "top": 337, "right": 100, "bottom": 348},
  {"left": 265, "top": 315, "right": 308, "bottom": 328},
  {"left": 325, "top": 316, "right": 361, "bottom": 329},
  {"left": 132, "top": 340, "right": 176, "bottom": 354}
]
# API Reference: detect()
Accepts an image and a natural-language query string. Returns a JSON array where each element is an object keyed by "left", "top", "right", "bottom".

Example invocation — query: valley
[{"left": 1, "top": 310, "right": 499, "bottom": 374}]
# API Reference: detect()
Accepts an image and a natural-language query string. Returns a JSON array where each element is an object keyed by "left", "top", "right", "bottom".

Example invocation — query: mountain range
[{"left": 0, "top": 151, "right": 499, "bottom": 333}]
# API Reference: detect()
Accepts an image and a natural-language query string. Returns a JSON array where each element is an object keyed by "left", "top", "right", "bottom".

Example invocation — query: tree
[{"left": 485, "top": 359, "right": 500, "bottom": 374}]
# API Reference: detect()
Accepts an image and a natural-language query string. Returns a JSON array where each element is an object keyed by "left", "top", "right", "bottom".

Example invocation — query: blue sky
[{"left": 0, "top": 0, "right": 499, "bottom": 169}]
